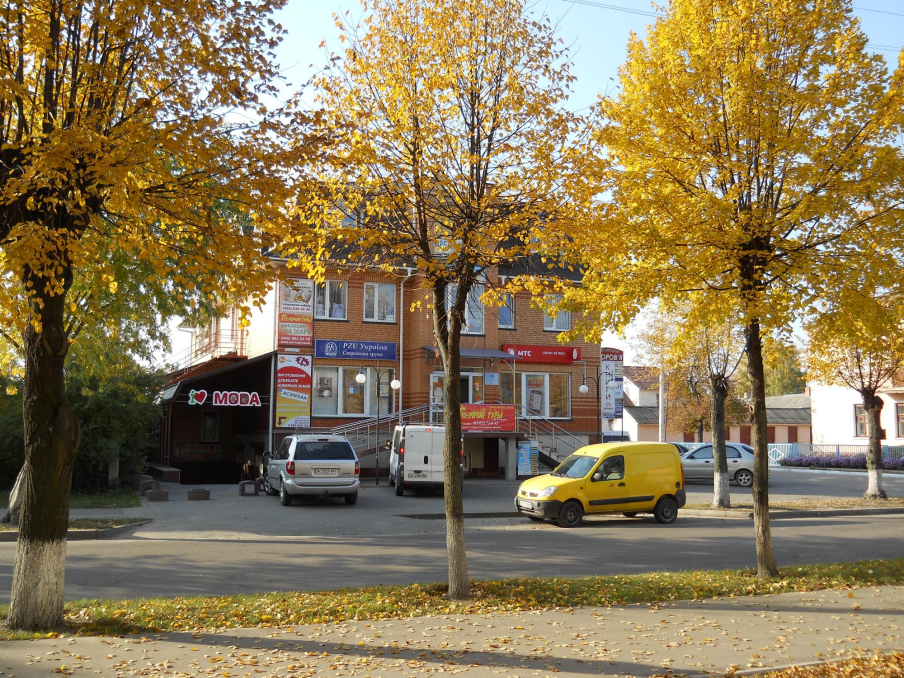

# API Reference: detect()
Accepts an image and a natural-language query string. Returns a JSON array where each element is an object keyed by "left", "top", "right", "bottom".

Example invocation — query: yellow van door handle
[{"left": 618, "top": 482, "right": 626, "bottom": 487}]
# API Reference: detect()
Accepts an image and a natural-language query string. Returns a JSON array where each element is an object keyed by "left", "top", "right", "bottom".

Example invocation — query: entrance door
[
  {"left": 430, "top": 374, "right": 445, "bottom": 423},
  {"left": 431, "top": 372, "right": 484, "bottom": 422}
]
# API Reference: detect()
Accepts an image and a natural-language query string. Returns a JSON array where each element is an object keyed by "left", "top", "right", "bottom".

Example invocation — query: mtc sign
[{"left": 502, "top": 344, "right": 581, "bottom": 364}]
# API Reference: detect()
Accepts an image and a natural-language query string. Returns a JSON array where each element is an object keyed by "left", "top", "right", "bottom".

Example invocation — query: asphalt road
[{"left": 0, "top": 468, "right": 901, "bottom": 603}]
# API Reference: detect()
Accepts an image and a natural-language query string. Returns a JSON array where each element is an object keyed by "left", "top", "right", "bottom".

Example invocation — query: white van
[{"left": 388, "top": 425, "right": 463, "bottom": 496}]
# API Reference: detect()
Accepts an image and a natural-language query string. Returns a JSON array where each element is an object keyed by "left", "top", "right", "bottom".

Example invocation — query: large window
[
  {"left": 312, "top": 366, "right": 396, "bottom": 417},
  {"left": 500, "top": 372, "right": 571, "bottom": 419},
  {"left": 544, "top": 295, "right": 571, "bottom": 332},
  {"left": 364, "top": 283, "right": 396, "bottom": 322},
  {"left": 498, "top": 292, "right": 515, "bottom": 329},
  {"left": 447, "top": 284, "right": 485, "bottom": 334},
  {"left": 897, "top": 403, "right": 904, "bottom": 438},
  {"left": 315, "top": 281, "right": 348, "bottom": 319},
  {"left": 855, "top": 404, "right": 868, "bottom": 437}
]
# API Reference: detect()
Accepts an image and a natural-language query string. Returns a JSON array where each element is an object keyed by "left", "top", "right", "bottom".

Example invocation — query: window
[
  {"left": 500, "top": 372, "right": 571, "bottom": 419},
  {"left": 315, "top": 281, "right": 347, "bottom": 319},
  {"left": 312, "top": 366, "right": 396, "bottom": 417},
  {"left": 201, "top": 411, "right": 218, "bottom": 443},
  {"left": 544, "top": 295, "right": 571, "bottom": 331},
  {"left": 364, "top": 283, "right": 396, "bottom": 322},
  {"left": 855, "top": 404, "right": 868, "bottom": 437},
  {"left": 447, "top": 284, "right": 485, "bottom": 334},
  {"left": 598, "top": 455, "right": 625, "bottom": 481},
  {"left": 725, "top": 446, "right": 741, "bottom": 459},
  {"left": 274, "top": 437, "right": 292, "bottom": 460},
  {"left": 691, "top": 446, "right": 713, "bottom": 460},
  {"left": 293, "top": 441, "right": 355, "bottom": 461},
  {"left": 897, "top": 404, "right": 904, "bottom": 438},
  {"left": 498, "top": 292, "right": 515, "bottom": 329}
]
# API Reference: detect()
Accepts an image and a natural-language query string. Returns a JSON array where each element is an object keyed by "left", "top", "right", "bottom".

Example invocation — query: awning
[
  {"left": 422, "top": 346, "right": 521, "bottom": 361},
  {"left": 159, "top": 351, "right": 275, "bottom": 404}
]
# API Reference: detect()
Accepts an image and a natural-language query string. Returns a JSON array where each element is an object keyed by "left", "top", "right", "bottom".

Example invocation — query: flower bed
[{"left": 779, "top": 455, "right": 904, "bottom": 470}]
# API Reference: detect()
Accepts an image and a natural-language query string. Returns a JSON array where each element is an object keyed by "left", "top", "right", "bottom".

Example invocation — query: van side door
[
  {"left": 583, "top": 454, "right": 628, "bottom": 513},
  {"left": 430, "top": 429, "right": 446, "bottom": 482}
]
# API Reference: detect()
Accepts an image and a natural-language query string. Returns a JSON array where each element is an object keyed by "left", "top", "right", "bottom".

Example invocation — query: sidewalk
[{"left": 2, "top": 585, "right": 901, "bottom": 677}]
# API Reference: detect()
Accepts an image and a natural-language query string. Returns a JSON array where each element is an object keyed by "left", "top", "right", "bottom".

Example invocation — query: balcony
[{"left": 161, "top": 328, "right": 247, "bottom": 375}]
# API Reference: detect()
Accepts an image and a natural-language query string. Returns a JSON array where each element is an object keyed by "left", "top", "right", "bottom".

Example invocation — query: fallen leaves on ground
[{"left": 762, "top": 651, "right": 904, "bottom": 677}]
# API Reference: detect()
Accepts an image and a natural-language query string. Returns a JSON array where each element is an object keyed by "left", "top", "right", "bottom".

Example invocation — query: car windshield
[
  {"left": 295, "top": 441, "right": 355, "bottom": 461},
  {"left": 551, "top": 454, "right": 598, "bottom": 479}
]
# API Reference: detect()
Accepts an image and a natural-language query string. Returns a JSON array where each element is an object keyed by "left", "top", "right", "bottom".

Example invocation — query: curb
[
  {"left": 682, "top": 507, "right": 904, "bottom": 520},
  {"left": 0, "top": 520, "right": 151, "bottom": 542}
]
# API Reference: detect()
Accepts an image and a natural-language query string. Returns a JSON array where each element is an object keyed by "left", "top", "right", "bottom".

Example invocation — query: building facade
[{"left": 156, "top": 263, "right": 601, "bottom": 483}]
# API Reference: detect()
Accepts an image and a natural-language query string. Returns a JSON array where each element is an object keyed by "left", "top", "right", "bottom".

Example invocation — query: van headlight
[{"left": 537, "top": 486, "right": 557, "bottom": 499}]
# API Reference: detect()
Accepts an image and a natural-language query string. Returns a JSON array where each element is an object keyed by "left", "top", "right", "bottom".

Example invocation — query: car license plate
[
  {"left": 408, "top": 472, "right": 427, "bottom": 479},
  {"left": 312, "top": 468, "right": 338, "bottom": 477},
  {"left": 518, "top": 499, "right": 531, "bottom": 509}
]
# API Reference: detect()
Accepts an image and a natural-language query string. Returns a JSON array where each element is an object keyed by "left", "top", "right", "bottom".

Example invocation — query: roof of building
[
  {"left": 625, "top": 406, "right": 659, "bottom": 425},
  {"left": 764, "top": 408, "right": 812, "bottom": 425},
  {"left": 764, "top": 393, "right": 811, "bottom": 409},
  {"left": 623, "top": 365, "right": 660, "bottom": 391}
]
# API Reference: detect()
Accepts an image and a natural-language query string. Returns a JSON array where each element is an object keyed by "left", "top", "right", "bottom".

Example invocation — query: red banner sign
[
  {"left": 502, "top": 344, "right": 581, "bottom": 364},
  {"left": 460, "top": 404, "right": 517, "bottom": 432}
]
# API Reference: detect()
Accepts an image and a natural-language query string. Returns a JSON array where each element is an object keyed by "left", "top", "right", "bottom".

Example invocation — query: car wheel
[
  {"left": 262, "top": 473, "right": 278, "bottom": 496},
  {"left": 395, "top": 471, "right": 404, "bottom": 496},
  {"left": 345, "top": 492, "right": 358, "bottom": 505},
  {"left": 735, "top": 469, "right": 753, "bottom": 487},
  {"left": 653, "top": 497, "right": 678, "bottom": 524},
  {"left": 556, "top": 500, "right": 584, "bottom": 528},
  {"left": 279, "top": 481, "right": 292, "bottom": 506},
  {"left": 622, "top": 512, "right": 638, "bottom": 518}
]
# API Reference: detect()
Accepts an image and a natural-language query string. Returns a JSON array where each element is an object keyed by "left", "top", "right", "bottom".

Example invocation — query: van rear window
[{"left": 294, "top": 441, "right": 355, "bottom": 460}]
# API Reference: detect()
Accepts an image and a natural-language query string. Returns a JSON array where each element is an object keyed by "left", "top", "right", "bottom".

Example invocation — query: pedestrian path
[{"left": 2, "top": 585, "right": 901, "bottom": 676}]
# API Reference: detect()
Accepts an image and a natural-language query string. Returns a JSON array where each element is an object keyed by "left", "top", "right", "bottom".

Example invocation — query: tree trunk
[
  {"left": 696, "top": 418, "right": 704, "bottom": 443},
  {"left": 431, "top": 284, "right": 469, "bottom": 601},
  {"left": 8, "top": 278, "right": 81, "bottom": 630},
  {"left": 746, "top": 318, "right": 779, "bottom": 578},
  {"left": 711, "top": 378, "right": 730, "bottom": 509},
  {"left": 862, "top": 391, "right": 887, "bottom": 499}
]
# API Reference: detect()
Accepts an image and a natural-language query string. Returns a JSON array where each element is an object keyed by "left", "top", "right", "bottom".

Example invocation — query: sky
[{"left": 167, "top": 0, "right": 904, "bottom": 366}]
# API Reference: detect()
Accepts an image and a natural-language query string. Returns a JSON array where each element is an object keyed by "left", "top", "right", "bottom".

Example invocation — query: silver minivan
[{"left": 263, "top": 435, "right": 360, "bottom": 506}]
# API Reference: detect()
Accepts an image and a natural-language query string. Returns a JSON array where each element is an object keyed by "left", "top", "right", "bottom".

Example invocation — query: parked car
[
  {"left": 388, "top": 424, "right": 463, "bottom": 496},
  {"left": 515, "top": 442, "right": 686, "bottom": 527},
  {"left": 262, "top": 435, "right": 360, "bottom": 506},
  {"left": 680, "top": 443, "right": 754, "bottom": 487}
]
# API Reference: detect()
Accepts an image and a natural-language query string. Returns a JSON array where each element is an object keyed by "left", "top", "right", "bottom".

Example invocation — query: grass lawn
[
  {"left": 0, "top": 490, "right": 140, "bottom": 510},
  {"left": 686, "top": 497, "right": 904, "bottom": 511},
  {"left": 1, "top": 557, "right": 901, "bottom": 640}
]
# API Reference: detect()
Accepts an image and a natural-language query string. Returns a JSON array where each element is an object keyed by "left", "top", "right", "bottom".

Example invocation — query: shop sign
[
  {"left": 460, "top": 404, "right": 516, "bottom": 432},
  {"left": 278, "top": 278, "right": 314, "bottom": 347},
  {"left": 502, "top": 344, "right": 581, "bottom": 364},
  {"left": 315, "top": 339, "right": 397, "bottom": 361},
  {"left": 174, "top": 443, "right": 221, "bottom": 461},
  {"left": 600, "top": 346, "right": 624, "bottom": 417},
  {"left": 275, "top": 354, "right": 312, "bottom": 427},
  {"left": 188, "top": 390, "right": 261, "bottom": 406}
]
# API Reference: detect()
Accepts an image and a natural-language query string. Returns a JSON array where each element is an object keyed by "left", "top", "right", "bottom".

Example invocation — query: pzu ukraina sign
[{"left": 315, "top": 340, "right": 397, "bottom": 361}]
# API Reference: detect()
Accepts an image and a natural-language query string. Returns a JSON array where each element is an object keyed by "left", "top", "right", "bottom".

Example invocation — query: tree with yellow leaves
[
  {"left": 297, "top": 0, "right": 584, "bottom": 599},
  {"left": 806, "top": 290, "right": 904, "bottom": 499},
  {"left": 0, "top": 0, "right": 309, "bottom": 629},
  {"left": 565, "top": 0, "right": 904, "bottom": 577}
]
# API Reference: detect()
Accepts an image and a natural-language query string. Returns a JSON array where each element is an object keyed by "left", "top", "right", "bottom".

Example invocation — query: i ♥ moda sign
[{"left": 188, "top": 389, "right": 207, "bottom": 405}]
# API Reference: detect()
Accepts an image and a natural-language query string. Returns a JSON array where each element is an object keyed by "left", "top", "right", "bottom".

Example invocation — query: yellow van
[{"left": 514, "top": 442, "right": 686, "bottom": 527}]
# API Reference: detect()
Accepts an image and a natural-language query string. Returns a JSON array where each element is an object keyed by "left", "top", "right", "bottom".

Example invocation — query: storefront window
[
  {"left": 315, "top": 281, "right": 347, "bottom": 319},
  {"left": 364, "top": 283, "right": 396, "bottom": 322},
  {"left": 312, "top": 366, "right": 395, "bottom": 416},
  {"left": 501, "top": 372, "right": 571, "bottom": 419}
]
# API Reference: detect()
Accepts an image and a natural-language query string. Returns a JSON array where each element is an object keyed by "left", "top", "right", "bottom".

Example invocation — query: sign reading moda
[
  {"left": 277, "top": 278, "right": 314, "bottom": 347},
  {"left": 315, "top": 340, "right": 397, "bottom": 361},
  {"left": 502, "top": 344, "right": 581, "bottom": 364},
  {"left": 275, "top": 354, "right": 313, "bottom": 427},
  {"left": 188, "top": 390, "right": 261, "bottom": 406}
]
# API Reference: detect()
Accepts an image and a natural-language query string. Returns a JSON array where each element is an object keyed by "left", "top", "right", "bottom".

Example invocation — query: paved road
[{"left": 0, "top": 468, "right": 900, "bottom": 603}]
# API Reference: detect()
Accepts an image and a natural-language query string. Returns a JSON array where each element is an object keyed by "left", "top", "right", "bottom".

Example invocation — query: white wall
[
  {"left": 243, "top": 283, "right": 277, "bottom": 359},
  {"left": 810, "top": 383, "right": 904, "bottom": 445}
]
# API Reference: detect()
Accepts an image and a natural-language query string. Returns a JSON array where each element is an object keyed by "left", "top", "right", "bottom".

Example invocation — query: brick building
[{"left": 157, "top": 261, "right": 600, "bottom": 484}]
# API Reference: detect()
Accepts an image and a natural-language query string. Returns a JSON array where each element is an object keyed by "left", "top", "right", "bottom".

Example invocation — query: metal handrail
[{"left": 159, "top": 328, "right": 246, "bottom": 372}]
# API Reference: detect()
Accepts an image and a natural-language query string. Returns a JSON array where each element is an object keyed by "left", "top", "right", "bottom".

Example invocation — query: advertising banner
[
  {"left": 275, "top": 354, "right": 312, "bottom": 428},
  {"left": 517, "top": 441, "right": 538, "bottom": 476},
  {"left": 502, "top": 344, "right": 581, "bottom": 364},
  {"left": 278, "top": 278, "right": 314, "bottom": 347},
  {"left": 315, "top": 339, "right": 397, "bottom": 361},
  {"left": 600, "top": 347, "right": 624, "bottom": 417},
  {"left": 460, "top": 404, "right": 516, "bottom": 432}
]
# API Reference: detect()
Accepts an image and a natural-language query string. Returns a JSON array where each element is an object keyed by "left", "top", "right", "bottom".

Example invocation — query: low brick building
[{"left": 156, "top": 261, "right": 601, "bottom": 483}]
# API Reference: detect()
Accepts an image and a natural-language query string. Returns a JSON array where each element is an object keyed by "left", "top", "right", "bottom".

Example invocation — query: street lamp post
[
  {"left": 356, "top": 367, "right": 401, "bottom": 485},
  {"left": 578, "top": 366, "right": 603, "bottom": 445}
]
